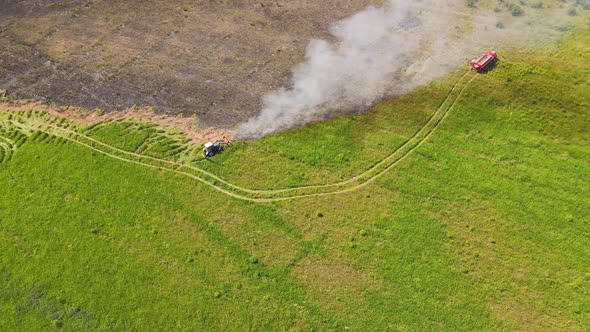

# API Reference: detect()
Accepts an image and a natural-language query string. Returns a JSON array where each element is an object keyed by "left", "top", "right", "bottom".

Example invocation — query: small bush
[
  {"left": 496, "top": 21, "right": 505, "bottom": 29},
  {"left": 567, "top": 8, "right": 577, "bottom": 15},
  {"left": 531, "top": 1, "right": 544, "bottom": 8},
  {"left": 467, "top": 0, "right": 478, "bottom": 8},
  {"left": 508, "top": 4, "right": 525, "bottom": 16}
]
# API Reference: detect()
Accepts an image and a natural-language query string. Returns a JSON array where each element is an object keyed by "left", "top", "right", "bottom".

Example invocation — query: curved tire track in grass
[
  {"left": 0, "top": 137, "right": 16, "bottom": 163},
  {"left": 0, "top": 71, "right": 477, "bottom": 202}
]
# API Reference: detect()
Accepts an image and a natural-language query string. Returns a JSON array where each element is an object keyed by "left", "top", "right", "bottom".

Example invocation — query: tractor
[{"left": 202, "top": 140, "right": 229, "bottom": 158}]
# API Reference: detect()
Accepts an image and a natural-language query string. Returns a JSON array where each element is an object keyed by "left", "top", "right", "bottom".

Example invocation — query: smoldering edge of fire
[{"left": 233, "top": 0, "right": 572, "bottom": 139}]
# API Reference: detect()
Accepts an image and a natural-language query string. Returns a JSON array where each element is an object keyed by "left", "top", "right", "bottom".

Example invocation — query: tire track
[
  {"left": 0, "top": 136, "right": 16, "bottom": 163},
  {"left": 0, "top": 71, "right": 477, "bottom": 202}
]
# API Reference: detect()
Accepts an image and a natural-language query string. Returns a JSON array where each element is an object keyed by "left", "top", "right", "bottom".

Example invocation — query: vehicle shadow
[{"left": 476, "top": 58, "right": 500, "bottom": 74}]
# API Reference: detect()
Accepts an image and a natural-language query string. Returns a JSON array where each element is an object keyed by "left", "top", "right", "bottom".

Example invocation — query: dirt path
[{"left": 0, "top": 71, "right": 477, "bottom": 202}]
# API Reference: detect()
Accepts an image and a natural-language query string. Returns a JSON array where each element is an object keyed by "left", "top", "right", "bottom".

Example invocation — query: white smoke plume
[{"left": 234, "top": 0, "right": 573, "bottom": 139}]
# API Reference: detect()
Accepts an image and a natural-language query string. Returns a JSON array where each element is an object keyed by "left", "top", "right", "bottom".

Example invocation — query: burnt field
[{"left": 0, "top": 0, "right": 382, "bottom": 128}]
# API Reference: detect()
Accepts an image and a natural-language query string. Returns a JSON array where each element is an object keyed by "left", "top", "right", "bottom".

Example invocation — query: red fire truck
[{"left": 471, "top": 51, "right": 497, "bottom": 72}]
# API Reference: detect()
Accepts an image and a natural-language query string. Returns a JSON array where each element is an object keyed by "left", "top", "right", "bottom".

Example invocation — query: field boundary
[{"left": 0, "top": 71, "right": 477, "bottom": 202}]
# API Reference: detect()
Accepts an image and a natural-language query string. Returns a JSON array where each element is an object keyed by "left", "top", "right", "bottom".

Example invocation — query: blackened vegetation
[{"left": 0, "top": 0, "right": 381, "bottom": 128}]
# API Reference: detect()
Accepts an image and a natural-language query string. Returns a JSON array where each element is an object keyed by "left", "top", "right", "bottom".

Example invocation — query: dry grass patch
[
  {"left": 489, "top": 296, "right": 580, "bottom": 331},
  {"left": 210, "top": 214, "right": 300, "bottom": 268},
  {"left": 292, "top": 256, "right": 374, "bottom": 320}
]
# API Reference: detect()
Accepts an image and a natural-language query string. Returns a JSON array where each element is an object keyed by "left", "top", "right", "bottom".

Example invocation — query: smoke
[{"left": 234, "top": 0, "right": 574, "bottom": 139}]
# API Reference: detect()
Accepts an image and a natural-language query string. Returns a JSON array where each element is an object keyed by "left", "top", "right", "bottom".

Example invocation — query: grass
[
  {"left": 0, "top": 24, "right": 589, "bottom": 331},
  {"left": 85, "top": 119, "right": 194, "bottom": 161},
  {"left": 200, "top": 77, "right": 454, "bottom": 189}
]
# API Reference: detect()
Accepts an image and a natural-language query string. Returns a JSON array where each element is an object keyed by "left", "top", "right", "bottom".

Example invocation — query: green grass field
[{"left": 1, "top": 24, "right": 589, "bottom": 331}]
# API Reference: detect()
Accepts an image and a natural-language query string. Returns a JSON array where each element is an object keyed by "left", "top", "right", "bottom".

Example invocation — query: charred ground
[{"left": 0, "top": 0, "right": 382, "bottom": 128}]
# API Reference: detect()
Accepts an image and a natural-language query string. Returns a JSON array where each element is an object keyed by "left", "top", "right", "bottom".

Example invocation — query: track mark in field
[
  {"left": 0, "top": 71, "right": 477, "bottom": 201},
  {"left": 0, "top": 136, "right": 17, "bottom": 164}
]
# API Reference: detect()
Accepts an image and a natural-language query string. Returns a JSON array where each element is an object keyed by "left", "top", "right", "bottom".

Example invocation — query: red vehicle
[{"left": 471, "top": 51, "right": 497, "bottom": 71}]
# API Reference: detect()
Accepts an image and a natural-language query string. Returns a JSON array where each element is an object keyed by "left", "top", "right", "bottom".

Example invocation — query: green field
[{"left": 1, "top": 25, "right": 589, "bottom": 331}]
